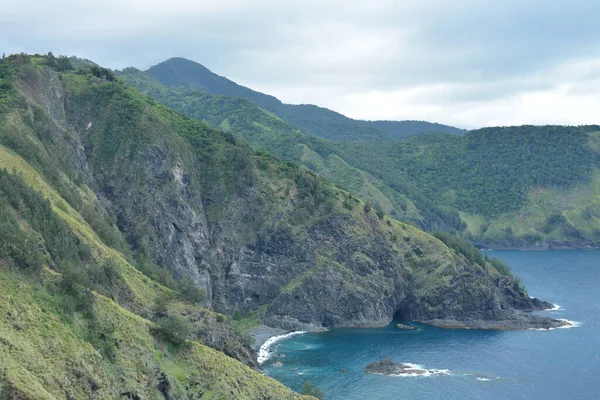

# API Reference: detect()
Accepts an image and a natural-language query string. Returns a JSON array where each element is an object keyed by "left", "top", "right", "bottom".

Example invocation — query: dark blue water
[{"left": 264, "top": 250, "right": 600, "bottom": 399}]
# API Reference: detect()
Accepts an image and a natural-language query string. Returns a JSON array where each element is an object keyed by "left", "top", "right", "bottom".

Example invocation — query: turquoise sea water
[{"left": 263, "top": 250, "right": 600, "bottom": 399}]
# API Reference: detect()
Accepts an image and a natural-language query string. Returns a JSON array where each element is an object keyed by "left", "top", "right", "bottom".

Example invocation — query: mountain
[
  {"left": 0, "top": 54, "right": 563, "bottom": 397},
  {"left": 118, "top": 67, "right": 465, "bottom": 234},
  {"left": 146, "top": 57, "right": 466, "bottom": 141}
]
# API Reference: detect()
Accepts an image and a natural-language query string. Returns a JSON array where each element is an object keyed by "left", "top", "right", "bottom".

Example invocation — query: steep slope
[
  {"left": 145, "top": 57, "right": 465, "bottom": 141},
  {"left": 0, "top": 54, "right": 308, "bottom": 400},
  {"left": 118, "top": 67, "right": 464, "bottom": 233},
  {"left": 0, "top": 54, "right": 566, "bottom": 396}
]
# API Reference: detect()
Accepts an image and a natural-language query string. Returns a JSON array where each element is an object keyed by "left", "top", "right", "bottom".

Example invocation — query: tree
[
  {"left": 300, "top": 382, "right": 325, "bottom": 399},
  {"left": 154, "top": 315, "right": 192, "bottom": 347},
  {"left": 177, "top": 277, "right": 206, "bottom": 304}
]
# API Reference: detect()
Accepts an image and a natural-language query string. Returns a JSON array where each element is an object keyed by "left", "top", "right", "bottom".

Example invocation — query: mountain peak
[{"left": 147, "top": 57, "right": 465, "bottom": 141}]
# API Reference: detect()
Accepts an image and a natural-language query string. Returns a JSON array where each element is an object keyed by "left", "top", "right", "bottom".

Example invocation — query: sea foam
[{"left": 257, "top": 331, "right": 306, "bottom": 364}]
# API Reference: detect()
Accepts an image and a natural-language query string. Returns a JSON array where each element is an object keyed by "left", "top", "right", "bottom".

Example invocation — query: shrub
[
  {"left": 177, "top": 277, "right": 206, "bottom": 304},
  {"left": 300, "top": 382, "right": 325, "bottom": 399},
  {"left": 154, "top": 315, "right": 193, "bottom": 347}
]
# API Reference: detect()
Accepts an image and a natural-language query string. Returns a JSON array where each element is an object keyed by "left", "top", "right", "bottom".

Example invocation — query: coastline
[
  {"left": 253, "top": 329, "right": 307, "bottom": 364},
  {"left": 477, "top": 242, "right": 600, "bottom": 251}
]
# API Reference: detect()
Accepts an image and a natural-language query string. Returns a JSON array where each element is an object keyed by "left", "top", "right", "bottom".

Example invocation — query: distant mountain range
[{"left": 146, "top": 57, "right": 467, "bottom": 141}]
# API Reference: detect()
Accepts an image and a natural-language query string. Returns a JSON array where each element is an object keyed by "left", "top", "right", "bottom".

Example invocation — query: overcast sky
[{"left": 3, "top": 0, "right": 600, "bottom": 128}]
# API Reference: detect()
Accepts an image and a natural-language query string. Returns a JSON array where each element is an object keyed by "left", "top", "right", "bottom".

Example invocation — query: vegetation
[
  {"left": 145, "top": 57, "right": 465, "bottom": 142},
  {"left": 300, "top": 382, "right": 325, "bottom": 399},
  {"left": 127, "top": 58, "right": 600, "bottom": 247},
  {"left": 0, "top": 53, "right": 309, "bottom": 399},
  {"left": 340, "top": 127, "right": 597, "bottom": 216},
  {"left": 119, "top": 67, "right": 467, "bottom": 233},
  {"left": 0, "top": 52, "right": 551, "bottom": 398}
]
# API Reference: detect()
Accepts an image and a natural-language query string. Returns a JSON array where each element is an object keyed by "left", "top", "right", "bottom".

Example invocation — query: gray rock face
[{"left": 16, "top": 69, "right": 560, "bottom": 335}]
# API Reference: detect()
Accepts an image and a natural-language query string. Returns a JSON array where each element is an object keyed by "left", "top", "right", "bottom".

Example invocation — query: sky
[{"left": 2, "top": 0, "right": 600, "bottom": 129}]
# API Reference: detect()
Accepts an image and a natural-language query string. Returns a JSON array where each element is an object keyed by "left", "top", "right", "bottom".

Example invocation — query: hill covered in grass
[{"left": 118, "top": 67, "right": 465, "bottom": 234}]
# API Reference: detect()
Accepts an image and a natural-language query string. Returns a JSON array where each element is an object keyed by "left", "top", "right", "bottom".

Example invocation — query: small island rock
[{"left": 396, "top": 323, "right": 417, "bottom": 330}]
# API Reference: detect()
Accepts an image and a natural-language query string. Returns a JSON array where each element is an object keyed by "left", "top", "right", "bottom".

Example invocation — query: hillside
[
  {"left": 118, "top": 67, "right": 465, "bottom": 234},
  {"left": 0, "top": 54, "right": 311, "bottom": 400},
  {"left": 0, "top": 54, "right": 564, "bottom": 397},
  {"left": 338, "top": 127, "right": 600, "bottom": 248},
  {"left": 145, "top": 57, "right": 466, "bottom": 141},
  {"left": 137, "top": 60, "right": 600, "bottom": 248}
]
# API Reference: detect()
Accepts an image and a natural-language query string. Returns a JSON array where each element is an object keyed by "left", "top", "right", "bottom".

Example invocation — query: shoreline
[
  {"left": 256, "top": 330, "right": 307, "bottom": 364},
  {"left": 478, "top": 244, "right": 600, "bottom": 251}
]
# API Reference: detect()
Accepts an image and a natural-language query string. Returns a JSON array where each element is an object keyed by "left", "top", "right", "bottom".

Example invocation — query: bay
[{"left": 263, "top": 250, "right": 600, "bottom": 399}]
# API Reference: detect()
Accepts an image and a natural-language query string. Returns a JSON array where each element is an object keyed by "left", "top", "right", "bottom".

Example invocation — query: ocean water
[{"left": 263, "top": 250, "right": 600, "bottom": 399}]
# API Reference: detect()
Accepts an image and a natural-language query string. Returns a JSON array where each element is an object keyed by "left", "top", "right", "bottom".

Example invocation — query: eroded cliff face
[{"left": 14, "top": 66, "right": 563, "bottom": 333}]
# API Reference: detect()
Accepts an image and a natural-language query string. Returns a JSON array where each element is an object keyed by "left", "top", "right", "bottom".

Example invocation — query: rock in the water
[
  {"left": 396, "top": 323, "right": 417, "bottom": 330},
  {"left": 364, "top": 359, "right": 449, "bottom": 376}
]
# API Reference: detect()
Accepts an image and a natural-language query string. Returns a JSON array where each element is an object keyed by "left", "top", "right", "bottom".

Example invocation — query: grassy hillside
[
  {"left": 0, "top": 147, "right": 306, "bottom": 399},
  {"left": 145, "top": 58, "right": 465, "bottom": 142},
  {"left": 137, "top": 58, "right": 600, "bottom": 248}
]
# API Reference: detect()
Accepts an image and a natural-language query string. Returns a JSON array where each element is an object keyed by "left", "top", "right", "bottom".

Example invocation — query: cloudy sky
[{"left": 2, "top": 0, "right": 600, "bottom": 128}]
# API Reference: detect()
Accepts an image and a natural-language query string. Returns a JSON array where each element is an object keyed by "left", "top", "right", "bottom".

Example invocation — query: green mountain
[
  {"left": 145, "top": 57, "right": 466, "bottom": 141},
  {"left": 118, "top": 67, "right": 464, "bottom": 234},
  {"left": 339, "top": 127, "right": 600, "bottom": 248},
  {"left": 0, "top": 54, "right": 563, "bottom": 398}
]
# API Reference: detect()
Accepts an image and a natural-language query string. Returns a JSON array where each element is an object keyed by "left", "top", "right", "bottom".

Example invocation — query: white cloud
[{"left": 2, "top": 0, "right": 600, "bottom": 128}]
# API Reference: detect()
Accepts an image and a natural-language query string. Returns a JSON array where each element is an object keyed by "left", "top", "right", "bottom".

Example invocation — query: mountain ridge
[{"left": 146, "top": 57, "right": 467, "bottom": 141}]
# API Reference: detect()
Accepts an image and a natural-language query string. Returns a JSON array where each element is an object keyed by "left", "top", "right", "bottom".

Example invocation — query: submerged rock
[
  {"left": 396, "top": 323, "right": 417, "bottom": 330},
  {"left": 365, "top": 359, "right": 449, "bottom": 376}
]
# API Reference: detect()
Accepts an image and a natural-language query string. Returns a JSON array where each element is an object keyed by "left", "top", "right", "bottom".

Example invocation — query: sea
[{"left": 262, "top": 250, "right": 600, "bottom": 399}]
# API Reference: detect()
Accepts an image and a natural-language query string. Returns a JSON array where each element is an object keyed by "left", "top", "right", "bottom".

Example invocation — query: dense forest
[{"left": 338, "top": 126, "right": 598, "bottom": 216}]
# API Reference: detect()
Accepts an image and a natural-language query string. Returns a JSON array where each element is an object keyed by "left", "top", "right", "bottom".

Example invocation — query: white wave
[
  {"left": 477, "top": 377, "right": 499, "bottom": 381},
  {"left": 257, "top": 331, "right": 306, "bottom": 364},
  {"left": 542, "top": 303, "right": 563, "bottom": 311}
]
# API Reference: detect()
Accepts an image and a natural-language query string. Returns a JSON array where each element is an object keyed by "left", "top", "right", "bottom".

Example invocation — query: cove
[{"left": 263, "top": 250, "right": 600, "bottom": 400}]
